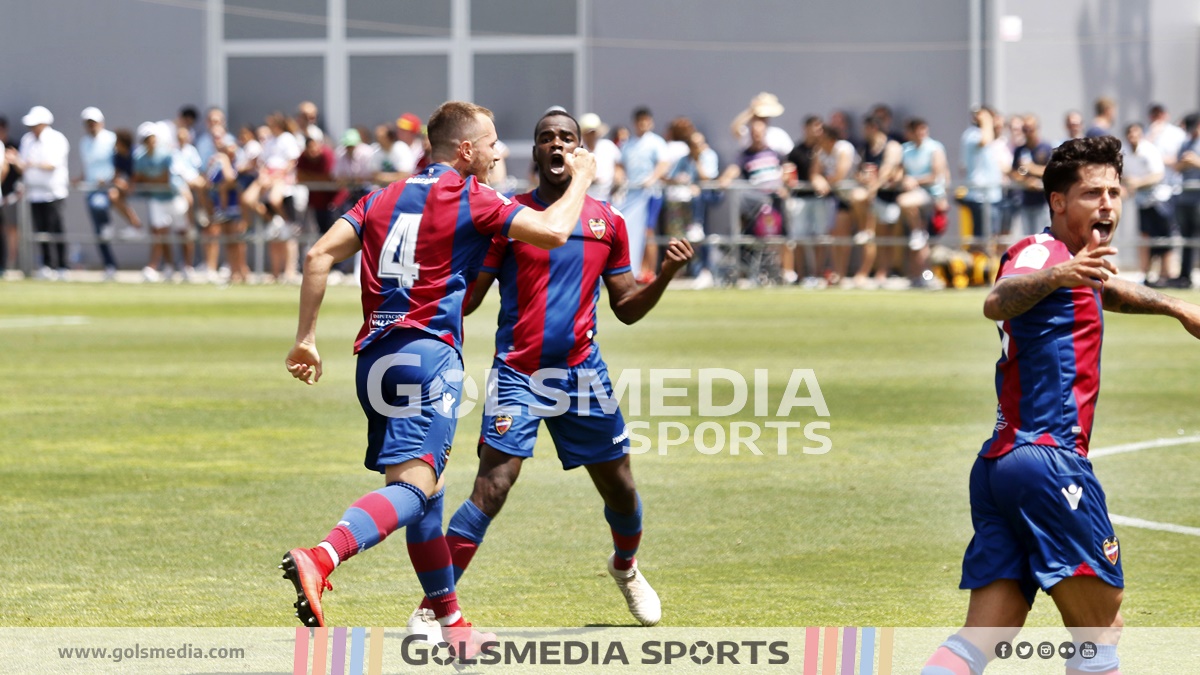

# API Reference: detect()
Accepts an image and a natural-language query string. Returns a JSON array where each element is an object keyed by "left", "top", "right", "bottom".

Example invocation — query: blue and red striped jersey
[
  {"left": 480, "top": 191, "right": 631, "bottom": 374},
  {"left": 343, "top": 163, "right": 525, "bottom": 354},
  {"left": 980, "top": 230, "right": 1104, "bottom": 459}
]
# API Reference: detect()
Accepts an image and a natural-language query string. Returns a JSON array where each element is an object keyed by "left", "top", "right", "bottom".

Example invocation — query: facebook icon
[{"left": 995, "top": 642, "right": 1013, "bottom": 659}]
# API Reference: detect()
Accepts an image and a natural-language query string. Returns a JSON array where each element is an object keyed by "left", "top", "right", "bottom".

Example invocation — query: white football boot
[
  {"left": 406, "top": 607, "right": 444, "bottom": 645},
  {"left": 608, "top": 553, "right": 661, "bottom": 626}
]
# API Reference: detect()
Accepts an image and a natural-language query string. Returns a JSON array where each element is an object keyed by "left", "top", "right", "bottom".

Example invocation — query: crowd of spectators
[
  {"left": 2, "top": 94, "right": 1199, "bottom": 289},
  {"left": 0, "top": 101, "right": 430, "bottom": 284}
]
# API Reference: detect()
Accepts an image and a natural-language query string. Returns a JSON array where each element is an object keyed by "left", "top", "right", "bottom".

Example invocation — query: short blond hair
[{"left": 427, "top": 101, "right": 493, "bottom": 160}]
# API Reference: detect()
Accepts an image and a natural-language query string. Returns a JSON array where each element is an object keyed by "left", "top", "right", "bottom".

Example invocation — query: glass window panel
[
  {"left": 474, "top": 53, "right": 575, "bottom": 139},
  {"left": 224, "top": 0, "right": 328, "bottom": 40},
  {"left": 471, "top": 0, "right": 577, "bottom": 37},
  {"left": 348, "top": 55, "right": 449, "bottom": 130},
  {"left": 226, "top": 56, "right": 326, "bottom": 131},
  {"left": 346, "top": 0, "right": 451, "bottom": 38}
]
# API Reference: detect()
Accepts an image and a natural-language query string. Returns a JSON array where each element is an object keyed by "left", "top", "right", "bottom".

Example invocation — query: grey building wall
[
  {"left": 999, "top": 0, "right": 1200, "bottom": 137},
  {"left": 1, "top": 0, "right": 205, "bottom": 271},
  {"left": 589, "top": 0, "right": 973, "bottom": 167}
]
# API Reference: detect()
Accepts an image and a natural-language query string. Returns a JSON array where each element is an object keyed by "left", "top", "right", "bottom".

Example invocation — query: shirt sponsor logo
[
  {"left": 1014, "top": 243, "right": 1050, "bottom": 270},
  {"left": 370, "top": 311, "right": 407, "bottom": 329},
  {"left": 589, "top": 218, "right": 607, "bottom": 239},
  {"left": 406, "top": 175, "right": 440, "bottom": 185}
]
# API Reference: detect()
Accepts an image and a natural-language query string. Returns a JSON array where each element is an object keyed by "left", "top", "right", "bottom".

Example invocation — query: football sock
[
  {"left": 605, "top": 494, "right": 643, "bottom": 572},
  {"left": 419, "top": 499, "right": 492, "bottom": 612},
  {"left": 319, "top": 481, "right": 428, "bottom": 568},
  {"left": 446, "top": 499, "right": 493, "bottom": 581},
  {"left": 406, "top": 489, "right": 461, "bottom": 623},
  {"left": 921, "top": 634, "right": 986, "bottom": 675},
  {"left": 1066, "top": 643, "right": 1119, "bottom": 674}
]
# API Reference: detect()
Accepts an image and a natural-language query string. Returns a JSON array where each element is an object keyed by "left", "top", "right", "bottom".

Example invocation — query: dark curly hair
[{"left": 1042, "top": 136, "right": 1123, "bottom": 205}]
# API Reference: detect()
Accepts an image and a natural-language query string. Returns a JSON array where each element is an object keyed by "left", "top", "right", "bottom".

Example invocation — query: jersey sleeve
[
  {"left": 997, "top": 236, "right": 1071, "bottom": 281},
  {"left": 341, "top": 189, "right": 376, "bottom": 239},
  {"left": 480, "top": 234, "right": 509, "bottom": 274},
  {"left": 467, "top": 177, "right": 525, "bottom": 237},
  {"left": 605, "top": 204, "right": 633, "bottom": 276}
]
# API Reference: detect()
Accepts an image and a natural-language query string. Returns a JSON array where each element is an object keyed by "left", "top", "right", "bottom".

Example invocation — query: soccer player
[
  {"left": 922, "top": 136, "right": 1200, "bottom": 675},
  {"left": 278, "top": 102, "right": 596, "bottom": 650},
  {"left": 406, "top": 108, "right": 693, "bottom": 638}
]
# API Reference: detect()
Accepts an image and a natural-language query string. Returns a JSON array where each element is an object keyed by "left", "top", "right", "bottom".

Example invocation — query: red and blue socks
[
  {"left": 922, "top": 634, "right": 987, "bottom": 675},
  {"left": 445, "top": 499, "right": 493, "bottom": 582},
  {"left": 311, "top": 481, "right": 430, "bottom": 576},
  {"left": 405, "top": 490, "right": 462, "bottom": 624},
  {"left": 605, "top": 495, "right": 643, "bottom": 571},
  {"left": 416, "top": 498, "right": 492, "bottom": 618}
]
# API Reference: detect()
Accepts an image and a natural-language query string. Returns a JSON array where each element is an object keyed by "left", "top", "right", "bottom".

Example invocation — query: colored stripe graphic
[
  {"left": 331, "top": 627, "right": 347, "bottom": 675},
  {"left": 841, "top": 627, "right": 856, "bottom": 674},
  {"left": 367, "top": 627, "right": 384, "bottom": 675},
  {"left": 878, "top": 628, "right": 894, "bottom": 675},
  {"left": 349, "top": 627, "right": 365, "bottom": 675},
  {"left": 859, "top": 627, "right": 875, "bottom": 675},
  {"left": 823, "top": 627, "right": 838, "bottom": 674},
  {"left": 293, "top": 627, "right": 308, "bottom": 675},
  {"left": 805, "top": 626, "right": 820, "bottom": 675},
  {"left": 312, "top": 627, "right": 328, "bottom": 675}
]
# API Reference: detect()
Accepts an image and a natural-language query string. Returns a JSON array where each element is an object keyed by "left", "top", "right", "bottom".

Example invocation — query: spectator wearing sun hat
[
  {"left": 396, "top": 112, "right": 426, "bottom": 168},
  {"left": 580, "top": 112, "right": 622, "bottom": 201},
  {"left": 77, "top": 106, "right": 120, "bottom": 277},
  {"left": 730, "top": 92, "right": 794, "bottom": 157},
  {"left": 134, "top": 121, "right": 190, "bottom": 282},
  {"left": 19, "top": 106, "right": 71, "bottom": 278},
  {"left": 333, "top": 127, "right": 377, "bottom": 210}
]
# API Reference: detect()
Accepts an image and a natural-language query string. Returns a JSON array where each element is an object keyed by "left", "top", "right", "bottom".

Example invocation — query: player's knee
[{"left": 472, "top": 471, "right": 516, "bottom": 517}]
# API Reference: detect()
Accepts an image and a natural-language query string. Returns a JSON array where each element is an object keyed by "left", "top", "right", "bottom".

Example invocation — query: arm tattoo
[
  {"left": 1102, "top": 279, "right": 1177, "bottom": 315},
  {"left": 988, "top": 271, "right": 1059, "bottom": 319}
]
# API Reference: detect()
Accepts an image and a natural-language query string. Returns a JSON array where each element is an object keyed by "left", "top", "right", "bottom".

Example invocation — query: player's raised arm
[
  {"left": 985, "top": 227, "right": 1118, "bottom": 321},
  {"left": 506, "top": 147, "right": 596, "bottom": 249},
  {"left": 606, "top": 239, "right": 694, "bottom": 325},
  {"left": 1102, "top": 277, "right": 1200, "bottom": 338},
  {"left": 286, "top": 216, "right": 362, "bottom": 384}
]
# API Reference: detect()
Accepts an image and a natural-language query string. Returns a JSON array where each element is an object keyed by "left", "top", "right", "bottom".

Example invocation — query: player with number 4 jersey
[
  {"left": 405, "top": 108, "right": 693, "bottom": 639},
  {"left": 277, "top": 102, "right": 595, "bottom": 656}
]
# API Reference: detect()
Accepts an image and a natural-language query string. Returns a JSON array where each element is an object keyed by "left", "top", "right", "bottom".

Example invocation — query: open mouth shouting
[
  {"left": 1091, "top": 219, "right": 1114, "bottom": 244},
  {"left": 548, "top": 152, "right": 566, "bottom": 176}
]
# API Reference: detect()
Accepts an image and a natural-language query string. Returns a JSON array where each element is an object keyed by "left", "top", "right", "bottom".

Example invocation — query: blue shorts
[
  {"left": 355, "top": 329, "right": 463, "bottom": 475},
  {"left": 480, "top": 347, "right": 628, "bottom": 470},
  {"left": 961, "top": 444, "right": 1123, "bottom": 606}
]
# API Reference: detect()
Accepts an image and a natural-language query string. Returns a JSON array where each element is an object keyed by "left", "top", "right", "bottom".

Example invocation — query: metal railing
[{"left": 6, "top": 178, "right": 1200, "bottom": 281}]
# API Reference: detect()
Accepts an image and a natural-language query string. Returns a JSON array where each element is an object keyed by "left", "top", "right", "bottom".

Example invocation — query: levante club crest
[
  {"left": 494, "top": 415, "right": 513, "bottom": 435},
  {"left": 1102, "top": 536, "right": 1120, "bottom": 565},
  {"left": 588, "top": 218, "right": 606, "bottom": 239}
]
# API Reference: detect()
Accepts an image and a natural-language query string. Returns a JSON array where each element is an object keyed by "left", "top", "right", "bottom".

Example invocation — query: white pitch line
[
  {"left": 0, "top": 315, "right": 90, "bottom": 329},
  {"left": 1090, "top": 436, "right": 1200, "bottom": 537},
  {"left": 1089, "top": 435, "right": 1200, "bottom": 458},
  {"left": 1109, "top": 514, "right": 1200, "bottom": 538}
]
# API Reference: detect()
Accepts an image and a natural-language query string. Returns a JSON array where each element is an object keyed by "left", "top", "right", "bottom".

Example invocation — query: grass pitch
[{"left": 2, "top": 282, "right": 1199, "bottom": 628}]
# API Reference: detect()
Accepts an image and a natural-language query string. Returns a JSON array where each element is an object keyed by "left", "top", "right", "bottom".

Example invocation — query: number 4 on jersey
[{"left": 379, "top": 212, "right": 422, "bottom": 287}]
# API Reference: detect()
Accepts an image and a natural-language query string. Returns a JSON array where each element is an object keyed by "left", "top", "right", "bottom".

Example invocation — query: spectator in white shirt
[
  {"left": 77, "top": 107, "right": 120, "bottom": 277},
  {"left": 579, "top": 113, "right": 622, "bottom": 202},
  {"left": 730, "top": 92, "right": 794, "bottom": 157},
  {"left": 371, "top": 124, "right": 415, "bottom": 186},
  {"left": 19, "top": 106, "right": 70, "bottom": 279},
  {"left": 1123, "top": 122, "right": 1171, "bottom": 285}
]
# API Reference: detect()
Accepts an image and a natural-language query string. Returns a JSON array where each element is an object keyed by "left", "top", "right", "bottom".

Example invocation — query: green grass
[{"left": 2, "top": 282, "right": 1199, "bottom": 628}]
